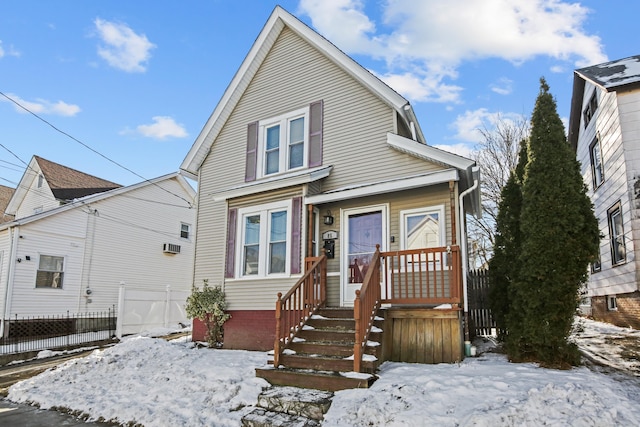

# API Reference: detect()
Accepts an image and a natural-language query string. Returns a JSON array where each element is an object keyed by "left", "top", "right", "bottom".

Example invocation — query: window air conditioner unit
[{"left": 163, "top": 243, "right": 181, "bottom": 254}]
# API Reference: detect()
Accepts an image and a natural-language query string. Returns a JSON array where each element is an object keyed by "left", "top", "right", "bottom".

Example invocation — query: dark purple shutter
[
  {"left": 308, "top": 100, "right": 323, "bottom": 167},
  {"left": 290, "top": 197, "right": 302, "bottom": 274},
  {"left": 225, "top": 208, "right": 238, "bottom": 278},
  {"left": 245, "top": 121, "right": 258, "bottom": 182}
]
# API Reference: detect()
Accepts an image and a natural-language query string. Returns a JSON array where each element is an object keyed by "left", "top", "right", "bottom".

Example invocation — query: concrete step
[
  {"left": 241, "top": 408, "right": 320, "bottom": 427},
  {"left": 257, "top": 386, "right": 333, "bottom": 421}
]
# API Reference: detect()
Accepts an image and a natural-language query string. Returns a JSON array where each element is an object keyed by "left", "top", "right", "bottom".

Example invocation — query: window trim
[
  {"left": 399, "top": 205, "right": 446, "bottom": 250},
  {"left": 180, "top": 222, "right": 191, "bottom": 240},
  {"left": 589, "top": 136, "right": 604, "bottom": 190},
  {"left": 608, "top": 201, "right": 626, "bottom": 266},
  {"left": 606, "top": 295, "right": 618, "bottom": 311},
  {"left": 35, "top": 254, "right": 65, "bottom": 289},
  {"left": 583, "top": 91, "right": 598, "bottom": 128},
  {"left": 234, "top": 200, "right": 293, "bottom": 279},
  {"left": 256, "top": 107, "right": 310, "bottom": 178}
]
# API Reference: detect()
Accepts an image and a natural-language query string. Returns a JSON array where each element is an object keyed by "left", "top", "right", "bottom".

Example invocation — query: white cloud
[
  {"left": 0, "top": 40, "right": 21, "bottom": 59},
  {"left": 433, "top": 142, "right": 474, "bottom": 159},
  {"left": 490, "top": 78, "right": 513, "bottom": 95},
  {"left": 1, "top": 93, "right": 80, "bottom": 116},
  {"left": 450, "top": 108, "right": 526, "bottom": 143},
  {"left": 94, "top": 18, "right": 155, "bottom": 72},
  {"left": 299, "top": 0, "right": 607, "bottom": 103},
  {"left": 134, "top": 116, "right": 188, "bottom": 140}
]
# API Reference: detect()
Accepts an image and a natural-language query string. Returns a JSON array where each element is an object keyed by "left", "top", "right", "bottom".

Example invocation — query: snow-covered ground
[{"left": 7, "top": 318, "right": 640, "bottom": 426}]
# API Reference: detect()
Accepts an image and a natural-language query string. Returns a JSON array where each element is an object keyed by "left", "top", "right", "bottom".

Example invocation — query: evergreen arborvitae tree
[
  {"left": 505, "top": 78, "right": 600, "bottom": 367},
  {"left": 489, "top": 139, "right": 528, "bottom": 339}
]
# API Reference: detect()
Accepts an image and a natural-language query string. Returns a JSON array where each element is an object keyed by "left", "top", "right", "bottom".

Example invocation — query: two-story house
[
  {"left": 181, "top": 6, "right": 481, "bottom": 389},
  {"left": 0, "top": 156, "right": 197, "bottom": 337},
  {"left": 569, "top": 54, "right": 640, "bottom": 329}
]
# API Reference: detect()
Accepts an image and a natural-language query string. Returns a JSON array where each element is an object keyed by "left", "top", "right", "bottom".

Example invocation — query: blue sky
[{"left": 1, "top": 1, "right": 637, "bottom": 188}]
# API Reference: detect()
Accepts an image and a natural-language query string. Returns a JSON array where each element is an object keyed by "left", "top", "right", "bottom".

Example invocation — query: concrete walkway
[{"left": 0, "top": 400, "right": 105, "bottom": 426}]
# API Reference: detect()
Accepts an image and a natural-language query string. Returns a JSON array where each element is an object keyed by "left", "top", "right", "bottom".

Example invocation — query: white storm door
[{"left": 341, "top": 205, "right": 387, "bottom": 306}]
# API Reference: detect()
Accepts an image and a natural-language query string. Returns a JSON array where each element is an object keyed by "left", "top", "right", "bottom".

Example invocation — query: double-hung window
[
  {"left": 583, "top": 91, "right": 598, "bottom": 128},
  {"left": 589, "top": 137, "right": 604, "bottom": 189},
  {"left": 238, "top": 201, "right": 291, "bottom": 277},
  {"left": 608, "top": 202, "right": 626, "bottom": 266},
  {"left": 180, "top": 223, "right": 191, "bottom": 239},
  {"left": 258, "top": 107, "right": 309, "bottom": 177},
  {"left": 36, "top": 255, "right": 64, "bottom": 289}
]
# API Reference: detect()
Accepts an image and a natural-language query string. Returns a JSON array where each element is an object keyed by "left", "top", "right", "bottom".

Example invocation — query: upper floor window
[
  {"left": 259, "top": 107, "right": 309, "bottom": 177},
  {"left": 589, "top": 136, "right": 604, "bottom": 189},
  {"left": 245, "top": 101, "right": 324, "bottom": 182},
  {"left": 583, "top": 91, "right": 598, "bottom": 128},
  {"left": 608, "top": 202, "right": 626, "bottom": 266},
  {"left": 37, "top": 174, "right": 44, "bottom": 188},
  {"left": 36, "top": 255, "right": 64, "bottom": 289},
  {"left": 180, "top": 223, "right": 191, "bottom": 239}
]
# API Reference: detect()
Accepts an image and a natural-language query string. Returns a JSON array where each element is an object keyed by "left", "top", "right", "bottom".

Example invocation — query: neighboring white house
[
  {"left": 0, "top": 156, "right": 197, "bottom": 336},
  {"left": 569, "top": 54, "right": 640, "bottom": 329}
]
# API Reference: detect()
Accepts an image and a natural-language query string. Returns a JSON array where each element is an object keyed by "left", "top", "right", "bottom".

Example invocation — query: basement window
[{"left": 607, "top": 295, "right": 617, "bottom": 311}]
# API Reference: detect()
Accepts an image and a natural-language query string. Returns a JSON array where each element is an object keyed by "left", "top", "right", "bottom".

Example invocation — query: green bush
[{"left": 185, "top": 279, "right": 231, "bottom": 348}]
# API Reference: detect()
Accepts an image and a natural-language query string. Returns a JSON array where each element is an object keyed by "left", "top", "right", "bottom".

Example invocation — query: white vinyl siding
[
  {"left": 2, "top": 176, "right": 196, "bottom": 317},
  {"left": 578, "top": 82, "right": 638, "bottom": 297}
]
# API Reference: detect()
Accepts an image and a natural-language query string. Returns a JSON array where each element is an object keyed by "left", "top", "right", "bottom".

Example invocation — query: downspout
[
  {"left": 1, "top": 225, "right": 20, "bottom": 337},
  {"left": 458, "top": 166, "right": 479, "bottom": 341}
]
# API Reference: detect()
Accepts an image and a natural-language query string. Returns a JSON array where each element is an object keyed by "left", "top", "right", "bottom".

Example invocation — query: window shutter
[
  {"left": 225, "top": 207, "right": 238, "bottom": 278},
  {"left": 245, "top": 121, "right": 258, "bottom": 182},
  {"left": 308, "top": 100, "right": 323, "bottom": 167},
  {"left": 290, "top": 197, "right": 302, "bottom": 274}
]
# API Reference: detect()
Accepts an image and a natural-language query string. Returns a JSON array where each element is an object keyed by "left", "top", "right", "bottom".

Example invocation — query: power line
[{"left": 0, "top": 91, "right": 194, "bottom": 208}]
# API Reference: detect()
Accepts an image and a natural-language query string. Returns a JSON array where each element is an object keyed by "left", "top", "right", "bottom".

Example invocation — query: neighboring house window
[
  {"left": 607, "top": 295, "right": 617, "bottom": 311},
  {"left": 245, "top": 101, "right": 323, "bottom": 182},
  {"left": 236, "top": 200, "right": 296, "bottom": 277},
  {"left": 608, "top": 202, "right": 626, "bottom": 265},
  {"left": 37, "top": 174, "right": 44, "bottom": 188},
  {"left": 589, "top": 137, "right": 604, "bottom": 189},
  {"left": 583, "top": 91, "right": 598, "bottom": 128},
  {"left": 259, "top": 107, "right": 309, "bottom": 177},
  {"left": 35, "top": 255, "right": 64, "bottom": 289},
  {"left": 180, "top": 223, "right": 191, "bottom": 239},
  {"left": 590, "top": 250, "right": 601, "bottom": 274}
]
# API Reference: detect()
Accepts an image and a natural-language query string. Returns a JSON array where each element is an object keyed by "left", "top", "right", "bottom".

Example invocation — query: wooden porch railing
[
  {"left": 353, "top": 246, "right": 383, "bottom": 373},
  {"left": 381, "top": 245, "right": 462, "bottom": 305},
  {"left": 273, "top": 254, "right": 327, "bottom": 368},
  {"left": 352, "top": 245, "right": 462, "bottom": 372}
]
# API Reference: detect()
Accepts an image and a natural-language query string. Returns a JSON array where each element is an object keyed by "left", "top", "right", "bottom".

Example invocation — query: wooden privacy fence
[{"left": 467, "top": 269, "right": 497, "bottom": 337}]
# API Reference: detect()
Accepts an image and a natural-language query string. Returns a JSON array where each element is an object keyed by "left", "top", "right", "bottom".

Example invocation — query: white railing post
[{"left": 116, "top": 282, "right": 125, "bottom": 339}]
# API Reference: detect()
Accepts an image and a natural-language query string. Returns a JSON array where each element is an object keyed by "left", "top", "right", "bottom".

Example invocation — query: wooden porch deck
[{"left": 256, "top": 245, "right": 464, "bottom": 391}]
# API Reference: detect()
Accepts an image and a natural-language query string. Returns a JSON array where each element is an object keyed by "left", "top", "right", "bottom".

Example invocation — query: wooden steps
[{"left": 256, "top": 307, "right": 384, "bottom": 391}]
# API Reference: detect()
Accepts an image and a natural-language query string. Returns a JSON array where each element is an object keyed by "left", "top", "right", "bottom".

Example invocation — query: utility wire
[{"left": 0, "top": 91, "right": 194, "bottom": 208}]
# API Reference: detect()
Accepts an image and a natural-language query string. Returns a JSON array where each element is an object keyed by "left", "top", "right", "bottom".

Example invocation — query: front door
[{"left": 341, "top": 205, "right": 387, "bottom": 306}]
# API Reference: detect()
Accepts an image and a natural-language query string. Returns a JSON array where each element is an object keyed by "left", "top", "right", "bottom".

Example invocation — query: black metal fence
[{"left": 1, "top": 308, "right": 117, "bottom": 355}]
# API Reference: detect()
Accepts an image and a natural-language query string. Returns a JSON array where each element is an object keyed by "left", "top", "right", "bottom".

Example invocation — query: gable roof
[
  {"left": 5, "top": 156, "right": 122, "bottom": 216},
  {"left": 569, "top": 54, "right": 640, "bottom": 150},
  {"left": 1, "top": 172, "right": 195, "bottom": 229},
  {"left": 35, "top": 155, "right": 122, "bottom": 200},
  {"left": 180, "top": 5, "right": 425, "bottom": 180}
]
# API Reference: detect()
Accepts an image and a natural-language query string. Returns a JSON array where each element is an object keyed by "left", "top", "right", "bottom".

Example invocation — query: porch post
[
  {"left": 307, "top": 204, "right": 314, "bottom": 258},
  {"left": 449, "top": 181, "right": 457, "bottom": 245}
]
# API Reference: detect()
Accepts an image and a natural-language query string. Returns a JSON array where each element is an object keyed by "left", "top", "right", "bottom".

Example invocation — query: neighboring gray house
[
  {"left": 569, "top": 54, "right": 640, "bottom": 329},
  {"left": 0, "top": 156, "right": 197, "bottom": 336}
]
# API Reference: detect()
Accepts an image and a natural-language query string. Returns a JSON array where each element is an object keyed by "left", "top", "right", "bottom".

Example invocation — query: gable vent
[{"left": 162, "top": 243, "right": 181, "bottom": 254}]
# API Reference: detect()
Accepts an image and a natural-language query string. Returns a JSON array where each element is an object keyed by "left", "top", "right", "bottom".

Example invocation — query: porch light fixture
[{"left": 323, "top": 210, "right": 334, "bottom": 225}]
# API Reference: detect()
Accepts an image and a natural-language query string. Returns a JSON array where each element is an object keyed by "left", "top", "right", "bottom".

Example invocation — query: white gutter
[
  {"left": 458, "top": 166, "right": 480, "bottom": 316},
  {"left": 1, "top": 225, "right": 19, "bottom": 336}
]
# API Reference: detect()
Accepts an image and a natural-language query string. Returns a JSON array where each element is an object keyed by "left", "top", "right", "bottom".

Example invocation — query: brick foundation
[
  {"left": 191, "top": 310, "right": 276, "bottom": 351},
  {"left": 591, "top": 291, "right": 640, "bottom": 330}
]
